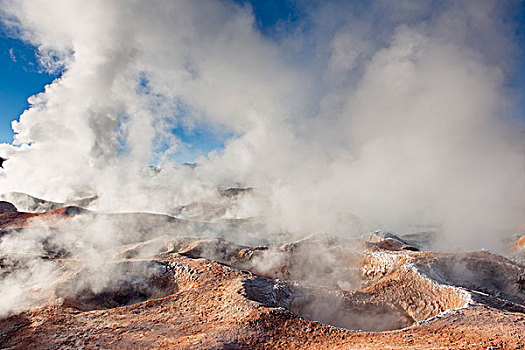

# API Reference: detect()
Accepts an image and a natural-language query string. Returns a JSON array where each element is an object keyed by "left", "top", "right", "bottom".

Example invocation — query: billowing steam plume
[{"left": 0, "top": 0, "right": 524, "bottom": 249}]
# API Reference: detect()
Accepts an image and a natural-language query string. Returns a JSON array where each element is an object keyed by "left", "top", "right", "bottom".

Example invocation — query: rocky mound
[
  {"left": 0, "top": 201, "right": 17, "bottom": 214},
  {"left": 0, "top": 206, "right": 87, "bottom": 231},
  {"left": 0, "top": 192, "right": 64, "bottom": 212},
  {"left": 0, "top": 192, "right": 98, "bottom": 213}
]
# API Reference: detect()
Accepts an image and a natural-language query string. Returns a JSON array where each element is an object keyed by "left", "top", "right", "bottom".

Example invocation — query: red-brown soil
[{"left": 0, "top": 206, "right": 86, "bottom": 230}]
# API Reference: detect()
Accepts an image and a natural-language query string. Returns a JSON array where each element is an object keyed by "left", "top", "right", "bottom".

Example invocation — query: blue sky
[
  {"left": 0, "top": 33, "right": 57, "bottom": 143},
  {"left": 1, "top": 0, "right": 524, "bottom": 160},
  {"left": 509, "top": 0, "right": 525, "bottom": 117},
  {"left": 0, "top": 0, "right": 302, "bottom": 163}
]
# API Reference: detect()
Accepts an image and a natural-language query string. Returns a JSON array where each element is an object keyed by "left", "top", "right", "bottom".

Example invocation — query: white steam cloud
[{"left": 0, "top": 0, "right": 524, "bottom": 249}]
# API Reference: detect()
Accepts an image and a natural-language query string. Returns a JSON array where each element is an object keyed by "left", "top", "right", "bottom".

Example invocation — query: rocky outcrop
[{"left": 0, "top": 201, "right": 17, "bottom": 214}]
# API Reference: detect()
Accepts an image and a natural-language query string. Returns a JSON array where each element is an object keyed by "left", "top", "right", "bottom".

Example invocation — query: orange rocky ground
[
  {"left": 0, "top": 206, "right": 87, "bottom": 230},
  {"left": 0, "top": 205, "right": 524, "bottom": 349},
  {"left": 514, "top": 236, "right": 525, "bottom": 249}
]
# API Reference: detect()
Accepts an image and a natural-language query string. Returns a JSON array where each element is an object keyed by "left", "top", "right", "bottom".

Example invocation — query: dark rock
[{"left": 0, "top": 201, "right": 17, "bottom": 213}]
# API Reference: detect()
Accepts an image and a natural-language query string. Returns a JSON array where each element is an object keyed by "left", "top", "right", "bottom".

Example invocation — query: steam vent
[{"left": 0, "top": 192, "right": 522, "bottom": 349}]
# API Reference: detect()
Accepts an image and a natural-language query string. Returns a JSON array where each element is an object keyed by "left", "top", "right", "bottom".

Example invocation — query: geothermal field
[
  {"left": 0, "top": 190, "right": 523, "bottom": 349},
  {"left": 1, "top": 0, "right": 525, "bottom": 349}
]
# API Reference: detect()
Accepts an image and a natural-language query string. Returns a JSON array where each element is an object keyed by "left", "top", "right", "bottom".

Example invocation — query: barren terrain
[{"left": 0, "top": 194, "right": 524, "bottom": 349}]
